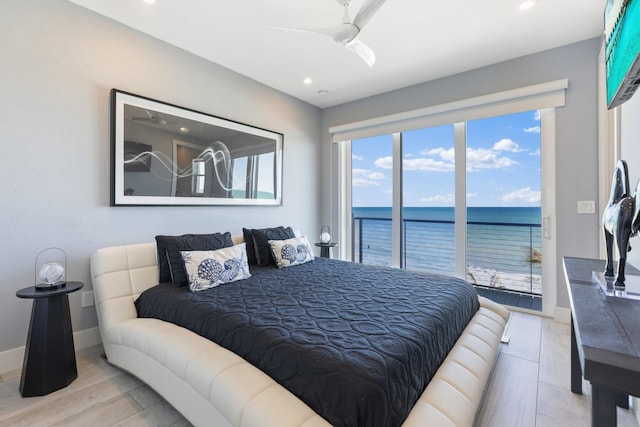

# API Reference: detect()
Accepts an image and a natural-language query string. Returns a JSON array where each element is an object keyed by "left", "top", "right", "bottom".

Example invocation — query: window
[
  {"left": 350, "top": 112, "right": 541, "bottom": 297},
  {"left": 231, "top": 152, "right": 277, "bottom": 199},
  {"left": 465, "top": 111, "right": 542, "bottom": 294},
  {"left": 333, "top": 80, "right": 565, "bottom": 316},
  {"left": 352, "top": 135, "right": 393, "bottom": 266},
  {"left": 402, "top": 125, "right": 456, "bottom": 275},
  {"left": 192, "top": 159, "right": 206, "bottom": 195}
]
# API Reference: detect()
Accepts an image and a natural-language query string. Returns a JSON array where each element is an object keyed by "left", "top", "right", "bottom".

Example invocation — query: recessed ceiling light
[
  {"left": 519, "top": 0, "right": 536, "bottom": 11},
  {"left": 179, "top": 126, "right": 189, "bottom": 133},
  {"left": 303, "top": 77, "right": 313, "bottom": 85},
  {"left": 143, "top": 0, "right": 156, "bottom": 4}
]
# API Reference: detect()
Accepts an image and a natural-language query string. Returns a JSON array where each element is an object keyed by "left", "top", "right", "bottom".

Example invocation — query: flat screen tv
[{"left": 606, "top": 0, "right": 640, "bottom": 109}]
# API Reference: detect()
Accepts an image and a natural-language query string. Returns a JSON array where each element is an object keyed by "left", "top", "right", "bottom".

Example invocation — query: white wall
[
  {"left": 620, "top": 89, "right": 640, "bottom": 269},
  {"left": 611, "top": 74, "right": 640, "bottom": 427},
  {"left": 0, "top": 0, "right": 322, "bottom": 353},
  {"left": 321, "top": 38, "right": 603, "bottom": 312}
]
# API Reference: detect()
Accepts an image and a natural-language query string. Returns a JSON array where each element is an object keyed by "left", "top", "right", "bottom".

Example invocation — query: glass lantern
[
  {"left": 320, "top": 225, "right": 331, "bottom": 244},
  {"left": 35, "top": 247, "right": 67, "bottom": 289}
]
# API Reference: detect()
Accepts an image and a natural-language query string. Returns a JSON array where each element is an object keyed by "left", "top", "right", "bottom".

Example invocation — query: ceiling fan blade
[
  {"left": 267, "top": 24, "right": 355, "bottom": 42},
  {"left": 352, "top": 0, "right": 388, "bottom": 31},
  {"left": 345, "top": 39, "right": 375, "bottom": 67},
  {"left": 132, "top": 109, "right": 167, "bottom": 125}
]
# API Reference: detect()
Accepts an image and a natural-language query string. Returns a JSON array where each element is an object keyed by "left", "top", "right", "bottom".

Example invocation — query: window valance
[{"left": 329, "top": 79, "right": 568, "bottom": 142}]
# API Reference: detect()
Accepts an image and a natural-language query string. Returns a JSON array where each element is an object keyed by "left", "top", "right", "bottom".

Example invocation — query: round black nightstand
[
  {"left": 314, "top": 242, "right": 338, "bottom": 258},
  {"left": 16, "top": 281, "right": 84, "bottom": 397}
]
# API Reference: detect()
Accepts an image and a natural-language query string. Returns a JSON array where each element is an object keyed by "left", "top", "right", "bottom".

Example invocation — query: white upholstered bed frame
[{"left": 90, "top": 239, "right": 510, "bottom": 427}]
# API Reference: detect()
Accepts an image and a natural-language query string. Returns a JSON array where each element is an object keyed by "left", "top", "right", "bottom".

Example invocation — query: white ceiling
[{"left": 68, "top": 0, "right": 605, "bottom": 109}]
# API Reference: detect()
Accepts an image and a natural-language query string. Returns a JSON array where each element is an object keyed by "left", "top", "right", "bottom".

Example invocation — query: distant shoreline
[{"left": 353, "top": 206, "right": 541, "bottom": 225}]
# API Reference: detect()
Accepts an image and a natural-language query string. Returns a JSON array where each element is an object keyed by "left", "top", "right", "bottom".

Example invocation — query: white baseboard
[
  {"left": 506, "top": 305, "right": 571, "bottom": 324},
  {"left": 74, "top": 326, "right": 102, "bottom": 349},
  {"left": 0, "top": 327, "right": 101, "bottom": 375},
  {"left": 0, "top": 346, "right": 24, "bottom": 376}
]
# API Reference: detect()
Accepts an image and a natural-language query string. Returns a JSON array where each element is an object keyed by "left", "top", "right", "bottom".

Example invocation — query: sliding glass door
[
  {"left": 348, "top": 110, "right": 544, "bottom": 303},
  {"left": 351, "top": 134, "right": 393, "bottom": 267},
  {"left": 402, "top": 125, "right": 456, "bottom": 275},
  {"left": 465, "top": 111, "right": 542, "bottom": 296}
]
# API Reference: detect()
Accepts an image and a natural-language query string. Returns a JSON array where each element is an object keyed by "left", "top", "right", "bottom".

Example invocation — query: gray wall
[
  {"left": 321, "top": 38, "right": 603, "bottom": 310},
  {"left": 0, "top": 0, "right": 321, "bottom": 352}
]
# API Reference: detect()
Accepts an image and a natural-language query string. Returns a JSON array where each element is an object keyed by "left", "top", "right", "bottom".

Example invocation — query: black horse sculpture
[{"left": 603, "top": 160, "right": 640, "bottom": 288}]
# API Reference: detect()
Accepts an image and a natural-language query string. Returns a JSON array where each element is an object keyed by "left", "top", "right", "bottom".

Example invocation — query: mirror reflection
[{"left": 112, "top": 90, "right": 282, "bottom": 206}]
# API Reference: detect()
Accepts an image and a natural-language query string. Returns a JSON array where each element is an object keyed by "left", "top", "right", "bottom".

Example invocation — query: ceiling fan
[
  {"left": 275, "top": 0, "right": 388, "bottom": 67},
  {"left": 132, "top": 109, "right": 167, "bottom": 125}
]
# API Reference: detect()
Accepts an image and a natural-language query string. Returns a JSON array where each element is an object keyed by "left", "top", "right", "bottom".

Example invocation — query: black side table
[
  {"left": 16, "top": 281, "right": 83, "bottom": 397},
  {"left": 314, "top": 242, "right": 338, "bottom": 258}
]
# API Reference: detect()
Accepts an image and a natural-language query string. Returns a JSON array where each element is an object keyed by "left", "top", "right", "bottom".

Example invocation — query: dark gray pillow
[
  {"left": 155, "top": 233, "right": 233, "bottom": 286},
  {"left": 251, "top": 226, "right": 295, "bottom": 266},
  {"left": 242, "top": 228, "right": 258, "bottom": 265}
]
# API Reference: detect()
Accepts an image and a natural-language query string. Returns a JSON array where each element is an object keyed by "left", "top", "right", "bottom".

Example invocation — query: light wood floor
[
  {"left": 0, "top": 312, "right": 638, "bottom": 427},
  {"left": 476, "top": 312, "right": 638, "bottom": 427}
]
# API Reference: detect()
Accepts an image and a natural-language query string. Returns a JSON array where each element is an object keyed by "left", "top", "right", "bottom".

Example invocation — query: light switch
[{"left": 577, "top": 200, "right": 596, "bottom": 214}]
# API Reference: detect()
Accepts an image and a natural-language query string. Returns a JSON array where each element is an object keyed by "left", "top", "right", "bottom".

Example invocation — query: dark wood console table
[{"left": 563, "top": 257, "right": 640, "bottom": 427}]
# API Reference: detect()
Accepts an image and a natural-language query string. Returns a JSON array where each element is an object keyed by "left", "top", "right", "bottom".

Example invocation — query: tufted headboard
[
  {"left": 90, "top": 235, "right": 247, "bottom": 338},
  {"left": 90, "top": 243, "right": 159, "bottom": 339}
]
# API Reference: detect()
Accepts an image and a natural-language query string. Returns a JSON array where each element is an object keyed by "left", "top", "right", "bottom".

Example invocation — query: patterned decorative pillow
[
  {"left": 245, "top": 226, "right": 295, "bottom": 266},
  {"left": 155, "top": 233, "right": 233, "bottom": 286},
  {"left": 268, "top": 236, "right": 315, "bottom": 268},
  {"left": 181, "top": 243, "right": 251, "bottom": 292}
]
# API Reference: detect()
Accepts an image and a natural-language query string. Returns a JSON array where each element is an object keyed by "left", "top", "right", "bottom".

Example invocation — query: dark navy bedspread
[{"left": 135, "top": 257, "right": 479, "bottom": 427}]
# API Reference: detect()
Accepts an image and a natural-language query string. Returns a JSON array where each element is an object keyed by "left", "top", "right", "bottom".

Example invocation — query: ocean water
[
  {"left": 353, "top": 206, "right": 541, "bottom": 224},
  {"left": 352, "top": 207, "right": 542, "bottom": 286}
]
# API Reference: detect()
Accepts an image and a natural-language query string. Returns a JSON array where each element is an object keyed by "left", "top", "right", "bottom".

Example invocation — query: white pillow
[
  {"left": 268, "top": 236, "right": 315, "bottom": 268},
  {"left": 181, "top": 243, "right": 251, "bottom": 292}
]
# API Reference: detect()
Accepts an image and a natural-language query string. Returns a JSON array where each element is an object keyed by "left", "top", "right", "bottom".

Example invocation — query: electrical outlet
[{"left": 81, "top": 290, "right": 94, "bottom": 308}]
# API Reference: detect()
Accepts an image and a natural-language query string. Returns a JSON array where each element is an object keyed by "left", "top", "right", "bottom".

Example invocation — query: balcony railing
[{"left": 353, "top": 216, "right": 542, "bottom": 295}]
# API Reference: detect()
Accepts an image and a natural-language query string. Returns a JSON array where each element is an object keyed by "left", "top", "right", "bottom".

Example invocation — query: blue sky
[{"left": 352, "top": 110, "right": 541, "bottom": 207}]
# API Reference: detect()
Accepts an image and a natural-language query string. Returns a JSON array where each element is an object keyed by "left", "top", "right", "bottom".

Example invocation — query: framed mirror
[{"left": 111, "top": 89, "right": 283, "bottom": 206}]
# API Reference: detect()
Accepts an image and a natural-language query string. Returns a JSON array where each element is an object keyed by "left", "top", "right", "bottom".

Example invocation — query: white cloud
[
  {"left": 376, "top": 154, "right": 455, "bottom": 172},
  {"left": 466, "top": 148, "right": 518, "bottom": 171},
  {"left": 492, "top": 138, "right": 523, "bottom": 152},
  {"left": 352, "top": 168, "right": 385, "bottom": 187},
  {"left": 529, "top": 148, "right": 541, "bottom": 156},
  {"left": 423, "top": 147, "right": 454, "bottom": 161},
  {"left": 524, "top": 126, "right": 541, "bottom": 133},
  {"left": 403, "top": 157, "right": 455, "bottom": 172},
  {"left": 420, "top": 193, "right": 455, "bottom": 205},
  {"left": 419, "top": 193, "right": 476, "bottom": 205},
  {"left": 379, "top": 145, "right": 518, "bottom": 174},
  {"left": 352, "top": 154, "right": 364, "bottom": 161},
  {"left": 533, "top": 110, "right": 541, "bottom": 121},
  {"left": 500, "top": 187, "right": 541, "bottom": 203},
  {"left": 373, "top": 156, "right": 393, "bottom": 169}
]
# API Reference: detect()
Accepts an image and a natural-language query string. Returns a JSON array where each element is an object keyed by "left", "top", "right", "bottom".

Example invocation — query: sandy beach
[{"left": 466, "top": 265, "right": 541, "bottom": 295}]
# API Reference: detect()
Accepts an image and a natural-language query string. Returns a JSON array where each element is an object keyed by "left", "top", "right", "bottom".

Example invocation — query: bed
[{"left": 90, "top": 235, "right": 509, "bottom": 427}]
